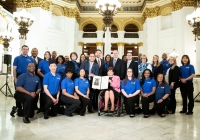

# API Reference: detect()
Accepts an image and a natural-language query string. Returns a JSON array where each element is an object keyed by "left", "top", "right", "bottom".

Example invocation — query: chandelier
[
  {"left": 0, "top": 27, "right": 14, "bottom": 51},
  {"left": 186, "top": 0, "right": 200, "bottom": 41},
  {"left": 96, "top": 0, "right": 121, "bottom": 31},
  {"left": 13, "top": 6, "right": 34, "bottom": 39}
]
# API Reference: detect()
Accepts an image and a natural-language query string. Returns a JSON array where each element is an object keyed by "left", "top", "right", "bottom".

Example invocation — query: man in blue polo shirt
[
  {"left": 12, "top": 45, "right": 34, "bottom": 116},
  {"left": 43, "top": 61, "right": 61, "bottom": 119},
  {"left": 12, "top": 63, "right": 41, "bottom": 123}
]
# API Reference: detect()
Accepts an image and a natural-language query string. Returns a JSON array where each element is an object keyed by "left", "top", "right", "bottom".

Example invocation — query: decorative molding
[
  {"left": 15, "top": 0, "right": 52, "bottom": 11},
  {"left": 172, "top": 0, "right": 195, "bottom": 11},
  {"left": 96, "top": 42, "right": 104, "bottom": 47},
  {"left": 141, "top": 6, "right": 160, "bottom": 24},
  {"left": 78, "top": 42, "right": 84, "bottom": 46},
  {"left": 137, "top": 42, "right": 143, "bottom": 47},
  {"left": 63, "top": 7, "right": 80, "bottom": 23},
  {"left": 117, "top": 42, "right": 125, "bottom": 47}
]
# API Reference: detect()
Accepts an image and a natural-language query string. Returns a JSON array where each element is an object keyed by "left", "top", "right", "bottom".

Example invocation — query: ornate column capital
[
  {"left": 96, "top": 42, "right": 104, "bottom": 47},
  {"left": 172, "top": 0, "right": 195, "bottom": 11},
  {"left": 117, "top": 42, "right": 125, "bottom": 47},
  {"left": 78, "top": 42, "right": 84, "bottom": 46},
  {"left": 15, "top": 0, "right": 52, "bottom": 11},
  {"left": 141, "top": 6, "right": 160, "bottom": 24},
  {"left": 137, "top": 42, "right": 143, "bottom": 47},
  {"left": 63, "top": 7, "right": 80, "bottom": 23}
]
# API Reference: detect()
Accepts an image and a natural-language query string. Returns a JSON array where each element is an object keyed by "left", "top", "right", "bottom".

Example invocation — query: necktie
[
  {"left": 35, "top": 58, "right": 38, "bottom": 65},
  {"left": 113, "top": 59, "right": 116, "bottom": 67},
  {"left": 127, "top": 61, "right": 130, "bottom": 68},
  {"left": 89, "top": 63, "right": 92, "bottom": 80},
  {"left": 98, "top": 59, "right": 100, "bottom": 68}
]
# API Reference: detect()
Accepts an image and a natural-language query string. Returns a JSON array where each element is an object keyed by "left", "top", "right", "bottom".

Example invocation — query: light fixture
[
  {"left": 186, "top": 0, "right": 200, "bottom": 41},
  {"left": 13, "top": 1, "right": 34, "bottom": 40},
  {"left": 169, "top": 49, "right": 179, "bottom": 58},
  {"left": 0, "top": 26, "right": 14, "bottom": 51},
  {"left": 96, "top": 0, "right": 121, "bottom": 31},
  {"left": 134, "top": 46, "right": 138, "bottom": 49}
]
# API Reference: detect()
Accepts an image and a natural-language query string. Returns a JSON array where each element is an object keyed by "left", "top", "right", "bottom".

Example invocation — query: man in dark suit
[
  {"left": 125, "top": 52, "right": 138, "bottom": 78},
  {"left": 31, "top": 48, "right": 43, "bottom": 110},
  {"left": 80, "top": 53, "right": 99, "bottom": 113},
  {"left": 94, "top": 49, "right": 104, "bottom": 76},
  {"left": 109, "top": 50, "right": 125, "bottom": 80}
]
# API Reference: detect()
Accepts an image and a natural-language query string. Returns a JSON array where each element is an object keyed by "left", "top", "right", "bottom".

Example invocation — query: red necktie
[{"left": 98, "top": 59, "right": 100, "bottom": 68}]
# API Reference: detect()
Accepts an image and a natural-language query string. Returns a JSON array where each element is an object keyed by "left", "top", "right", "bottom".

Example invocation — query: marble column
[
  {"left": 117, "top": 42, "right": 125, "bottom": 59},
  {"left": 196, "top": 40, "right": 200, "bottom": 75},
  {"left": 104, "top": 27, "right": 111, "bottom": 56},
  {"left": 78, "top": 42, "right": 83, "bottom": 57}
]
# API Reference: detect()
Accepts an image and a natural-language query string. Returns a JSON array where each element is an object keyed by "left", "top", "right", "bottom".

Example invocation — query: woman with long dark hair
[
  {"left": 141, "top": 69, "right": 156, "bottom": 118},
  {"left": 179, "top": 55, "right": 195, "bottom": 115},
  {"left": 79, "top": 54, "right": 86, "bottom": 67},
  {"left": 103, "top": 54, "right": 111, "bottom": 76},
  {"left": 37, "top": 51, "right": 51, "bottom": 77},
  {"left": 56, "top": 55, "right": 66, "bottom": 80},
  {"left": 165, "top": 56, "right": 179, "bottom": 114},
  {"left": 121, "top": 68, "right": 140, "bottom": 117},
  {"left": 155, "top": 73, "right": 170, "bottom": 117}
]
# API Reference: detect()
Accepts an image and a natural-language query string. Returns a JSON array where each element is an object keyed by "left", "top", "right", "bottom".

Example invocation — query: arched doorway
[{"left": 124, "top": 24, "right": 139, "bottom": 38}]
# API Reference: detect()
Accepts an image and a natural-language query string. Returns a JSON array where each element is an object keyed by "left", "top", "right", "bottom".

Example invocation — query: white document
[{"left": 92, "top": 76, "right": 109, "bottom": 89}]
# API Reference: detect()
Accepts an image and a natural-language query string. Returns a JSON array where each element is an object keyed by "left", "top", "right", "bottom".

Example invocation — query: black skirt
[{"left": 101, "top": 87, "right": 120, "bottom": 99}]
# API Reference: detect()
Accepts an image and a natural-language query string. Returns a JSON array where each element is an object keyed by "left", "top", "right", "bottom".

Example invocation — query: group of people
[{"left": 10, "top": 45, "right": 195, "bottom": 123}]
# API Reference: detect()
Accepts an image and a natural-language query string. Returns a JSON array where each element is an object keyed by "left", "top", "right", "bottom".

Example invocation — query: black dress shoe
[
  {"left": 180, "top": 110, "right": 186, "bottom": 113},
  {"left": 44, "top": 114, "right": 49, "bottom": 119},
  {"left": 80, "top": 114, "right": 85, "bottom": 116},
  {"left": 186, "top": 111, "right": 193, "bottom": 115},
  {"left": 23, "top": 117, "right": 30, "bottom": 123},
  {"left": 88, "top": 109, "right": 94, "bottom": 113},
  {"left": 66, "top": 114, "right": 73, "bottom": 117},
  {"left": 10, "top": 106, "right": 18, "bottom": 117}
]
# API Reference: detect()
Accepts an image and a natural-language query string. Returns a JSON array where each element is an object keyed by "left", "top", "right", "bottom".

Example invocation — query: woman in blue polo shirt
[
  {"left": 75, "top": 69, "right": 90, "bottom": 116},
  {"left": 121, "top": 68, "right": 140, "bottom": 117},
  {"left": 141, "top": 69, "right": 156, "bottom": 118},
  {"left": 60, "top": 69, "right": 81, "bottom": 117},
  {"left": 179, "top": 55, "right": 195, "bottom": 115},
  {"left": 37, "top": 51, "right": 51, "bottom": 77},
  {"left": 155, "top": 73, "right": 170, "bottom": 117},
  {"left": 56, "top": 55, "right": 66, "bottom": 80}
]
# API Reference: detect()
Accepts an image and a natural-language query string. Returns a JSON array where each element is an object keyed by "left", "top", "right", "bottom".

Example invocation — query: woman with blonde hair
[
  {"left": 165, "top": 56, "right": 179, "bottom": 114},
  {"left": 138, "top": 55, "right": 152, "bottom": 80},
  {"left": 152, "top": 55, "right": 163, "bottom": 80}
]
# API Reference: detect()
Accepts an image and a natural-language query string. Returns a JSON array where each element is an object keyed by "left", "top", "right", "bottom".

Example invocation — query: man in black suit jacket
[
  {"left": 80, "top": 53, "right": 99, "bottom": 113},
  {"left": 94, "top": 49, "right": 104, "bottom": 76},
  {"left": 109, "top": 50, "right": 125, "bottom": 80},
  {"left": 125, "top": 52, "right": 138, "bottom": 78},
  {"left": 31, "top": 48, "right": 43, "bottom": 110}
]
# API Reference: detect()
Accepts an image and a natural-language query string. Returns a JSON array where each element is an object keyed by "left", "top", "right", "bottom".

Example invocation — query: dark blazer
[
  {"left": 168, "top": 66, "right": 180, "bottom": 88},
  {"left": 94, "top": 58, "right": 104, "bottom": 76},
  {"left": 125, "top": 60, "right": 138, "bottom": 78},
  {"left": 33, "top": 56, "right": 43, "bottom": 77},
  {"left": 102, "top": 62, "right": 110, "bottom": 76},
  {"left": 152, "top": 64, "right": 163, "bottom": 80},
  {"left": 109, "top": 58, "right": 125, "bottom": 80},
  {"left": 80, "top": 60, "right": 99, "bottom": 80}
]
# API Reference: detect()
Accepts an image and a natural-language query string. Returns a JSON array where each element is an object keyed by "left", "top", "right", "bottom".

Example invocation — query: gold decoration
[
  {"left": 96, "top": 42, "right": 104, "bottom": 47},
  {"left": 141, "top": 6, "right": 160, "bottom": 24},
  {"left": 63, "top": 7, "right": 80, "bottom": 23},
  {"left": 137, "top": 42, "right": 143, "bottom": 47},
  {"left": 0, "top": 38, "right": 3, "bottom": 44},
  {"left": 172, "top": 0, "right": 195, "bottom": 11},
  {"left": 117, "top": 42, "right": 125, "bottom": 47},
  {"left": 15, "top": 0, "right": 51, "bottom": 11},
  {"left": 78, "top": 42, "right": 84, "bottom": 46}
]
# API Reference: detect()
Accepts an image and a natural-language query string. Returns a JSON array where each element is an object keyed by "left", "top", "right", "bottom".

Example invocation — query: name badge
[
  {"left": 131, "top": 82, "right": 135, "bottom": 84},
  {"left": 36, "top": 81, "right": 38, "bottom": 83},
  {"left": 147, "top": 82, "right": 151, "bottom": 84},
  {"left": 27, "top": 59, "right": 31, "bottom": 61},
  {"left": 186, "top": 67, "right": 189, "bottom": 68},
  {"left": 161, "top": 87, "right": 164, "bottom": 89},
  {"left": 57, "top": 78, "right": 60, "bottom": 80}
]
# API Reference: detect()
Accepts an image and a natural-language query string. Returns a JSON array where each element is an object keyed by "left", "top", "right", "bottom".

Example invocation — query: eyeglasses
[{"left": 127, "top": 71, "right": 132, "bottom": 73}]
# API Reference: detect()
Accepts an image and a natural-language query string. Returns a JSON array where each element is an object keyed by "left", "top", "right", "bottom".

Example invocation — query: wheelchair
[{"left": 97, "top": 90, "right": 124, "bottom": 117}]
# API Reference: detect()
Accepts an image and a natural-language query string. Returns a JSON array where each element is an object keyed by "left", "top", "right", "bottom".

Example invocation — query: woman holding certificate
[
  {"left": 102, "top": 67, "right": 120, "bottom": 113},
  {"left": 121, "top": 68, "right": 141, "bottom": 117}
]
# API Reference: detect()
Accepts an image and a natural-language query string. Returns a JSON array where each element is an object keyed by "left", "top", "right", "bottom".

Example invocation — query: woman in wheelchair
[
  {"left": 121, "top": 68, "right": 140, "bottom": 117},
  {"left": 102, "top": 67, "right": 120, "bottom": 113}
]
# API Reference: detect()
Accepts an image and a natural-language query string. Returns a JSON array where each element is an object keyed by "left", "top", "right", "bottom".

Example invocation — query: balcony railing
[
  {"left": 124, "top": 32, "right": 139, "bottom": 38},
  {"left": 103, "top": 32, "right": 118, "bottom": 38},
  {"left": 83, "top": 32, "right": 97, "bottom": 38}
]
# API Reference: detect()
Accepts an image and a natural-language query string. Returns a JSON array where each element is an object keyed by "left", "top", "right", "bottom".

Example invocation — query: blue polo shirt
[
  {"left": 155, "top": 83, "right": 171, "bottom": 102},
  {"left": 180, "top": 64, "right": 195, "bottom": 81},
  {"left": 74, "top": 78, "right": 90, "bottom": 95},
  {"left": 121, "top": 79, "right": 140, "bottom": 95},
  {"left": 61, "top": 78, "right": 74, "bottom": 95},
  {"left": 56, "top": 63, "right": 66, "bottom": 80},
  {"left": 160, "top": 60, "right": 170, "bottom": 75},
  {"left": 141, "top": 78, "right": 156, "bottom": 94},
  {"left": 13, "top": 55, "right": 34, "bottom": 73},
  {"left": 43, "top": 72, "right": 61, "bottom": 95},
  {"left": 16, "top": 72, "right": 41, "bottom": 92},
  {"left": 38, "top": 60, "right": 50, "bottom": 75}
]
